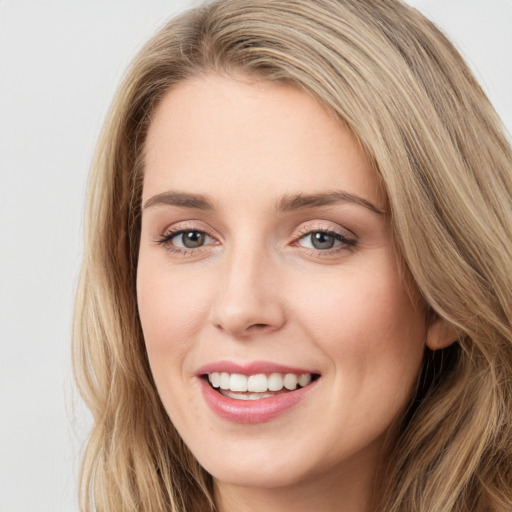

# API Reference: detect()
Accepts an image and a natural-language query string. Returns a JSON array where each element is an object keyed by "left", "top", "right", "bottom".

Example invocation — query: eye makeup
[{"left": 155, "top": 220, "right": 358, "bottom": 259}]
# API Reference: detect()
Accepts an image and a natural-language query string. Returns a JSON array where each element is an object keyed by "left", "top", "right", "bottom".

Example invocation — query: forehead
[{"left": 143, "top": 74, "right": 385, "bottom": 209}]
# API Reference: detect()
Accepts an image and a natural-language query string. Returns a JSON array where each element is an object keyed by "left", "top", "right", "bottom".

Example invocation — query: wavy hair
[{"left": 73, "top": 0, "right": 512, "bottom": 510}]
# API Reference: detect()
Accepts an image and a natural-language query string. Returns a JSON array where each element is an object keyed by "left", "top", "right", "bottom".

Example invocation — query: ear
[{"left": 425, "top": 317, "right": 459, "bottom": 351}]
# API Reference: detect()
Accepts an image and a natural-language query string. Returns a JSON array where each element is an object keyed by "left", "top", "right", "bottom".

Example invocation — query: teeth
[
  {"left": 229, "top": 373, "right": 248, "bottom": 392},
  {"left": 223, "top": 390, "right": 275, "bottom": 400},
  {"left": 268, "top": 372, "right": 283, "bottom": 391},
  {"left": 210, "top": 372, "right": 220, "bottom": 388},
  {"left": 248, "top": 374, "right": 267, "bottom": 392},
  {"left": 207, "top": 371, "right": 313, "bottom": 393},
  {"left": 283, "top": 373, "right": 298, "bottom": 390},
  {"left": 219, "top": 372, "right": 230, "bottom": 390},
  {"left": 298, "top": 373, "right": 312, "bottom": 387}
]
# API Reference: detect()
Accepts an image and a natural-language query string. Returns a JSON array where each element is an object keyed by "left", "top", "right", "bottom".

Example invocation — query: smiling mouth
[{"left": 204, "top": 372, "right": 320, "bottom": 401}]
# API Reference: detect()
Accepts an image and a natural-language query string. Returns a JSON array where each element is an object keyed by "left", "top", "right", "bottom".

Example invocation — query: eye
[
  {"left": 172, "top": 230, "right": 210, "bottom": 249},
  {"left": 157, "top": 228, "right": 215, "bottom": 251},
  {"left": 297, "top": 229, "right": 356, "bottom": 251},
  {"left": 303, "top": 232, "right": 338, "bottom": 250}
]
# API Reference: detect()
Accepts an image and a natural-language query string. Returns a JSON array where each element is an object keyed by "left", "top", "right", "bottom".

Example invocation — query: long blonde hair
[{"left": 73, "top": 0, "right": 512, "bottom": 510}]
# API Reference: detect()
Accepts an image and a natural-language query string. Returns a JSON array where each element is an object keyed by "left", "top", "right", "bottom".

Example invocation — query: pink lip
[
  {"left": 197, "top": 361, "right": 320, "bottom": 424},
  {"left": 196, "top": 360, "right": 316, "bottom": 376}
]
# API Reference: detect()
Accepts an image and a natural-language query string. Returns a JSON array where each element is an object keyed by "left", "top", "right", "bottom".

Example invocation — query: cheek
[
  {"left": 296, "top": 262, "right": 426, "bottom": 404},
  {"left": 136, "top": 259, "right": 216, "bottom": 431},
  {"left": 136, "top": 258, "right": 212, "bottom": 376},
  {"left": 298, "top": 262, "right": 424, "bottom": 342}
]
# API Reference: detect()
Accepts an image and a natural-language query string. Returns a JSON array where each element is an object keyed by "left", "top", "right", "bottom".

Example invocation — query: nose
[{"left": 209, "top": 244, "right": 286, "bottom": 338}]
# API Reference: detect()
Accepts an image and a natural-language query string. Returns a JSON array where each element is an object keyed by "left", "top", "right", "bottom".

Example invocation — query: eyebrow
[
  {"left": 276, "top": 191, "right": 386, "bottom": 215},
  {"left": 143, "top": 189, "right": 386, "bottom": 214},
  {"left": 143, "top": 191, "right": 214, "bottom": 210}
]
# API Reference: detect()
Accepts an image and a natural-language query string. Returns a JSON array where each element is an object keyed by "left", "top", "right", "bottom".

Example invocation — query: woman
[{"left": 73, "top": 0, "right": 512, "bottom": 510}]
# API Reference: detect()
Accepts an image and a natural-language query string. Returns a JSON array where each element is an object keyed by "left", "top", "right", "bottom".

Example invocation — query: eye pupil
[
  {"left": 182, "top": 231, "right": 205, "bottom": 248},
  {"left": 311, "top": 232, "right": 335, "bottom": 250}
]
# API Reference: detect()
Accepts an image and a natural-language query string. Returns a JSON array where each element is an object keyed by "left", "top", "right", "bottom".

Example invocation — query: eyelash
[
  {"left": 294, "top": 226, "right": 357, "bottom": 255},
  {"left": 155, "top": 225, "right": 357, "bottom": 256},
  {"left": 155, "top": 225, "right": 216, "bottom": 256}
]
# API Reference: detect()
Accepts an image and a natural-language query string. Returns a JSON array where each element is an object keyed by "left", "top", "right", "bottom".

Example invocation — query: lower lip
[{"left": 199, "top": 377, "right": 318, "bottom": 424}]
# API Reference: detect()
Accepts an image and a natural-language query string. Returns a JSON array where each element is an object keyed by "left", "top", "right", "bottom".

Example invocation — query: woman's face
[{"left": 137, "top": 74, "right": 428, "bottom": 493}]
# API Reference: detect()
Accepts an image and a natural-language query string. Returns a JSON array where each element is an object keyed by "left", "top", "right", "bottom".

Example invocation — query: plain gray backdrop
[{"left": 0, "top": 1, "right": 511, "bottom": 511}]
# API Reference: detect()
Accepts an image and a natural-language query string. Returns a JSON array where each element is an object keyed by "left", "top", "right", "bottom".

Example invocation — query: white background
[{"left": 0, "top": 1, "right": 510, "bottom": 511}]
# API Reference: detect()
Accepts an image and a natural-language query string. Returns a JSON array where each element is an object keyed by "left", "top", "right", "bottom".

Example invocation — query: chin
[
  {"left": 187, "top": 438, "right": 313, "bottom": 489},
  {"left": 207, "top": 460, "right": 311, "bottom": 489}
]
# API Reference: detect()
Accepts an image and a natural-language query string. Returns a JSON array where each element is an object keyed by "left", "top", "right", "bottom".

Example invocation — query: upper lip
[{"left": 196, "top": 360, "right": 319, "bottom": 376}]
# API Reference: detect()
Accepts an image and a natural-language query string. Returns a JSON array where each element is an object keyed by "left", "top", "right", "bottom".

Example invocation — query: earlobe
[{"left": 425, "top": 317, "right": 460, "bottom": 350}]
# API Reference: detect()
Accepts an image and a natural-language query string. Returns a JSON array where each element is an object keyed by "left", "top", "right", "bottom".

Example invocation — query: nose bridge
[{"left": 210, "top": 235, "right": 285, "bottom": 337}]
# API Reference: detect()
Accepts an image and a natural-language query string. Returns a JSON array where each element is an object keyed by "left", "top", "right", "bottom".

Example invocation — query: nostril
[{"left": 248, "top": 323, "right": 270, "bottom": 331}]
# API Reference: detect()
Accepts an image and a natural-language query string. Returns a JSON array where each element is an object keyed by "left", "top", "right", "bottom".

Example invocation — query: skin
[{"left": 137, "top": 74, "right": 445, "bottom": 512}]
